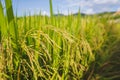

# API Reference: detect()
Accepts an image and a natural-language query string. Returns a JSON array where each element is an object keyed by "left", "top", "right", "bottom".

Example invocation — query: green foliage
[
  {"left": 49, "top": 0, "right": 53, "bottom": 17},
  {"left": 0, "top": 1, "right": 7, "bottom": 40},
  {"left": 49, "top": 0, "right": 53, "bottom": 24},
  {"left": 0, "top": 0, "right": 120, "bottom": 80}
]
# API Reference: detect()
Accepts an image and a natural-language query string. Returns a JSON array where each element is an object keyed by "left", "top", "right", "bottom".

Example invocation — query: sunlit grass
[{"left": 0, "top": 0, "right": 120, "bottom": 80}]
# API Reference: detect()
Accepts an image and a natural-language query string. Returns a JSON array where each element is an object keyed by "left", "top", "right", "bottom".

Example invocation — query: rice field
[{"left": 0, "top": 0, "right": 120, "bottom": 80}]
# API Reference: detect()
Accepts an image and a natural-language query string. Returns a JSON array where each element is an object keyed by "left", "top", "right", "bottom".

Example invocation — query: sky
[{"left": 2, "top": 0, "right": 120, "bottom": 16}]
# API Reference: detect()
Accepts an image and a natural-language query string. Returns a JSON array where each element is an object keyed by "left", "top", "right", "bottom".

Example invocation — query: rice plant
[{"left": 0, "top": 0, "right": 120, "bottom": 80}]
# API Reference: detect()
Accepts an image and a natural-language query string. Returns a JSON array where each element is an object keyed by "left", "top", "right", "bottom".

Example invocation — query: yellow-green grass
[{"left": 0, "top": 0, "right": 120, "bottom": 80}]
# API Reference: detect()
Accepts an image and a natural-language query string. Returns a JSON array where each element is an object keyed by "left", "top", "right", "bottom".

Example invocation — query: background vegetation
[{"left": 0, "top": 0, "right": 120, "bottom": 80}]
